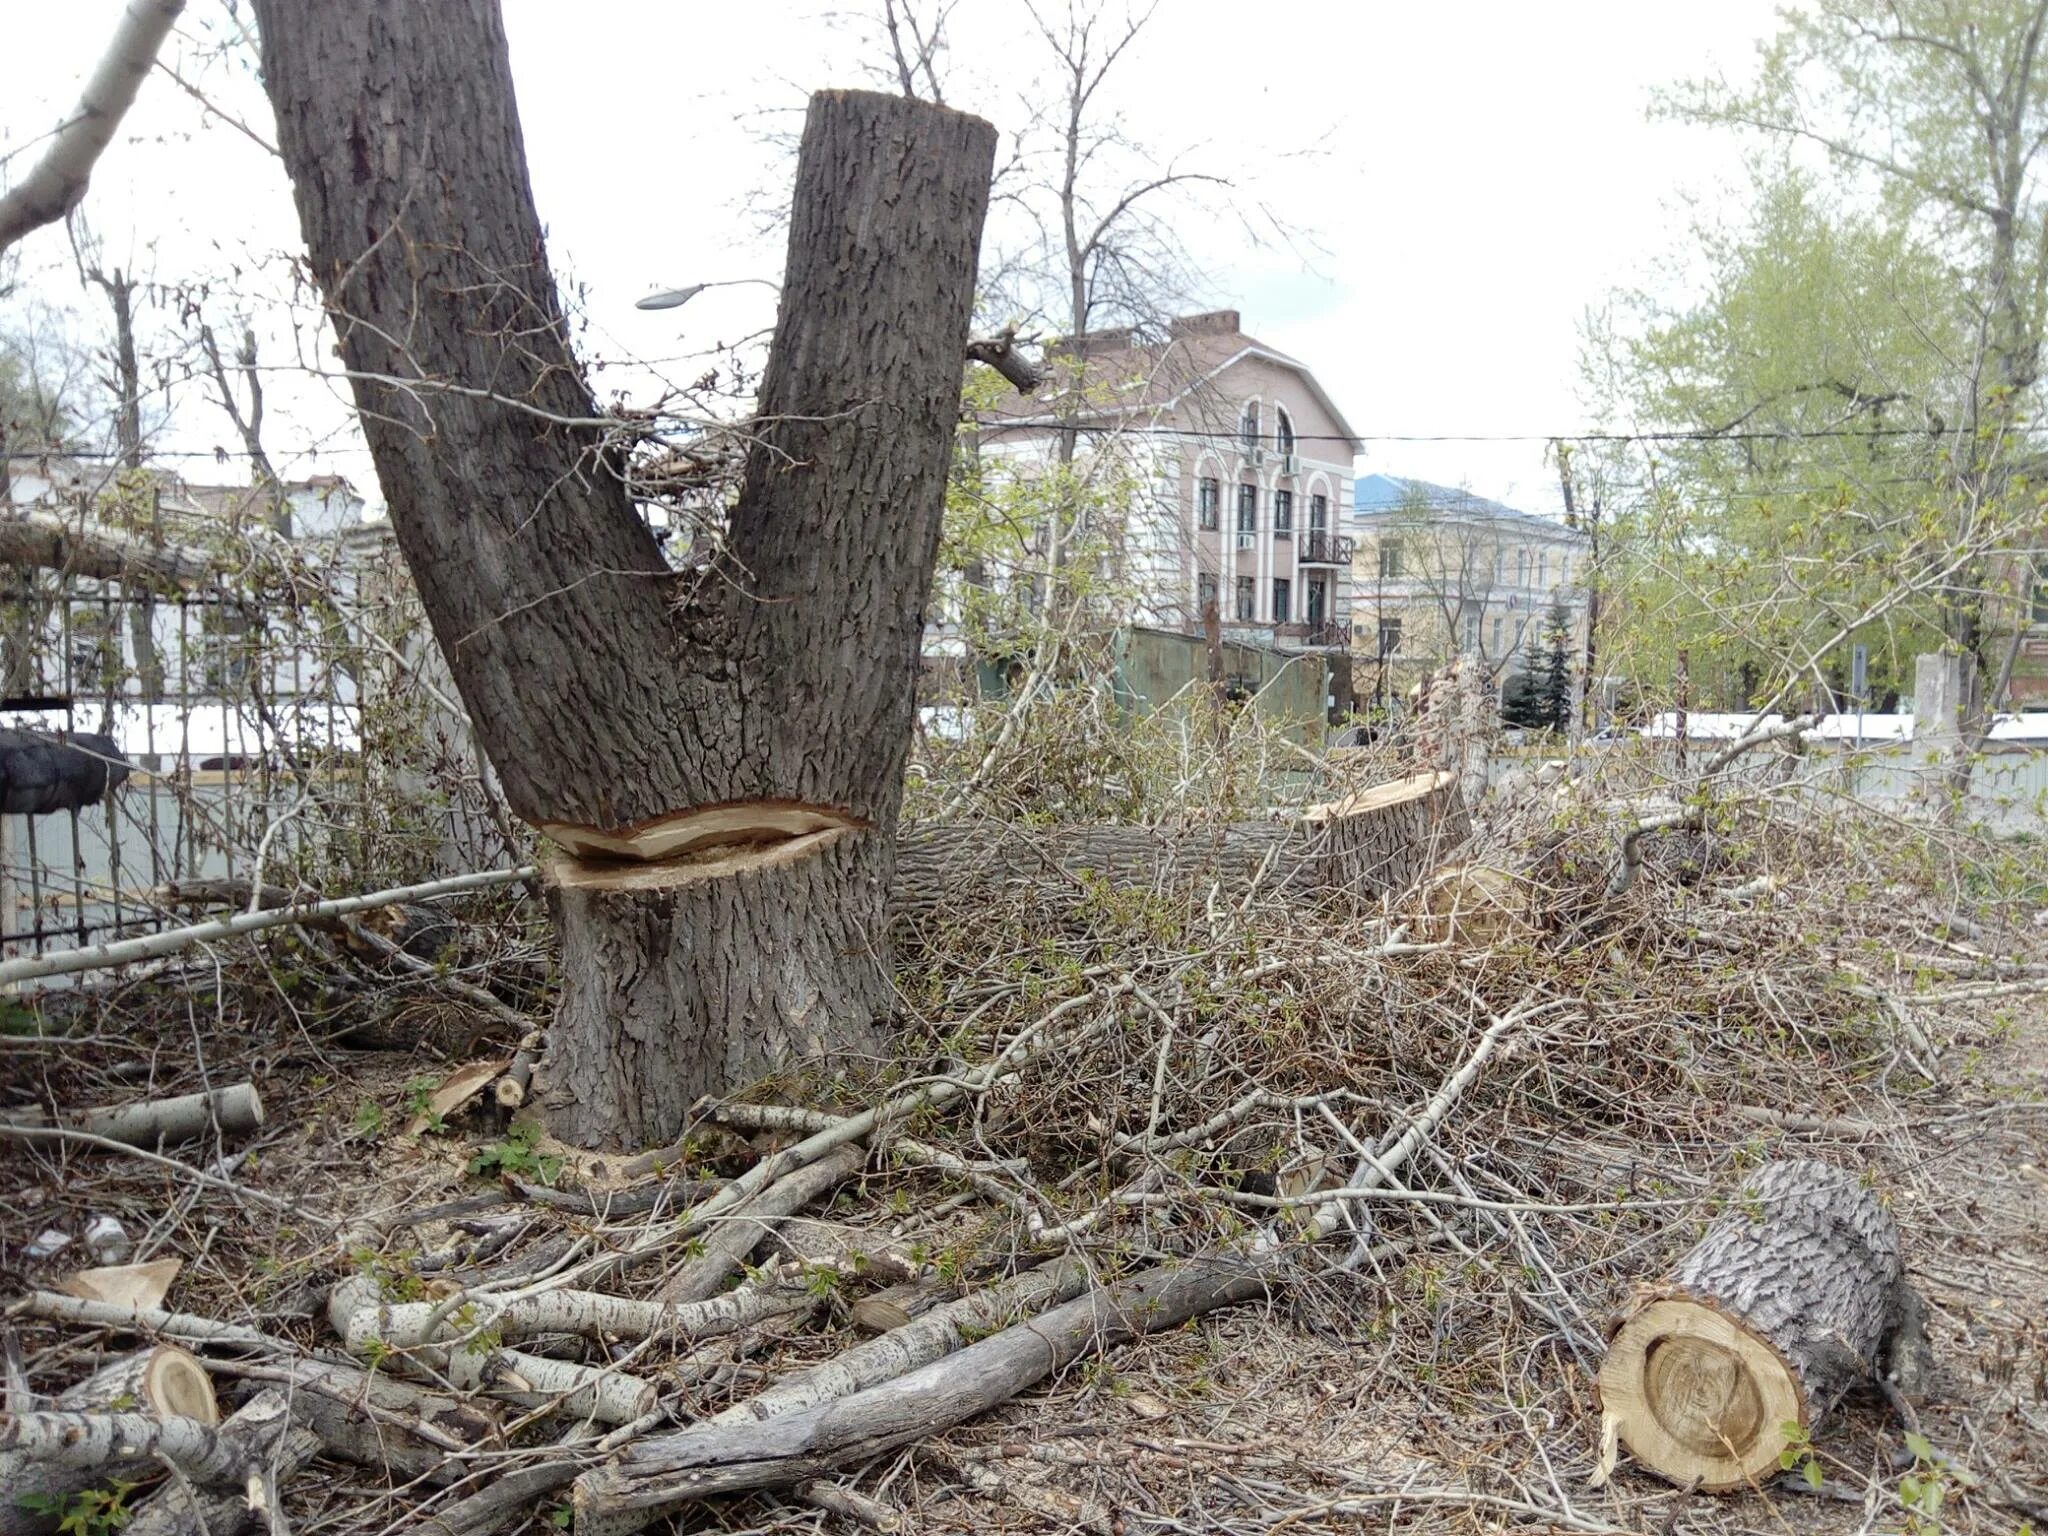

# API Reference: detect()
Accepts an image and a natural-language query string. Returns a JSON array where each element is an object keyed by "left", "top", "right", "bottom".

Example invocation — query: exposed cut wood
[
  {"left": 540, "top": 802, "right": 863, "bottom": 863},
  {"left": 1595, "top": 1159, "right": 1912, "bottom": 1492},
  {"left": 407, "top": 1060, "right": 507, "bottom": 1136},
  {"left": 546, "top": 828, "right": 853, "bottom": 894},
  {"left": 0, "top": 1345, "right": 219, "bottom": 1536},
  {"left": 1414, "top": 864, "right": 1530, "bottom": 945},
  {"left": 122, "top": 1390, "right": 319, "bottom": 1536},
  {"left": 57, "top": 1259, "right": 183, "bottom": 1311}
]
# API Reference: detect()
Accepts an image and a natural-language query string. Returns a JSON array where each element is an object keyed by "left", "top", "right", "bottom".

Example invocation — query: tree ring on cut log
[{"left": 1598, "top": 1295, "right": 1804, "bottom": 1491}]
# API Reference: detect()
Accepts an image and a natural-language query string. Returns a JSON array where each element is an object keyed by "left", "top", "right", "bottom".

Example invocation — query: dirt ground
[{"left": 3, "top": 884, "right": 2046, "bottom": 1536}]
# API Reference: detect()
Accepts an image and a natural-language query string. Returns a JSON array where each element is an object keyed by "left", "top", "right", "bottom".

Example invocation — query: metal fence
[{"left": 0, "top": 543, "right": 522, "bottom": 969}]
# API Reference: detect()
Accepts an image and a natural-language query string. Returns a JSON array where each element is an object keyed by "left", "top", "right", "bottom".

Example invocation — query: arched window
[
  {"left": 1274, "top": 407, "right": 1296, "bottom": 460},
  {"left": 1515, "top": 548, "right": 1529, "bottom": 586}
]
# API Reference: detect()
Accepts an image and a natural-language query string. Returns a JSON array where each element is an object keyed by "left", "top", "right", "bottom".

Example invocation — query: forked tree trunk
[{"left": 254, "top": 0, "right": 996, "bottom": 1146}]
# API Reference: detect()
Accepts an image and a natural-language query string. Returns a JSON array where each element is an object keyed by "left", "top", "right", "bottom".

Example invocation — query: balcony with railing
[
  {"left": 1271, "top": 620, "right": 1349, "bottom": 649},
  {"left": 1297, "top": 530, "right": 1354, "bottom": 565}
]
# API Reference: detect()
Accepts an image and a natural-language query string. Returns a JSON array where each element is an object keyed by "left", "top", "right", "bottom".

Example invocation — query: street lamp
[{"left": 634, "top": 277, "right": 780, "bottom": 311}]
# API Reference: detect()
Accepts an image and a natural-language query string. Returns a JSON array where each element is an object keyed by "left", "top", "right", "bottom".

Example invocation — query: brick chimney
[{"left": 1168, "top": 309, "right": 1242, "bottom": 339}]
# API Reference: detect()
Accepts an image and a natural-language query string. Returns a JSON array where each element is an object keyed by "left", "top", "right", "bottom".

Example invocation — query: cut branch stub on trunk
[
  {"left": 1595, "top": 1158, "right": 1911, "bottom": 1493},
  {"left": 257, "top": 0, "right": 997, "bottom": 1147}
]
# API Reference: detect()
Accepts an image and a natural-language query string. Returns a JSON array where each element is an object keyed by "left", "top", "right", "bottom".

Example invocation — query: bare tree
[{"left": 253, "top": 0, "right": 996, "bottom": 1147}]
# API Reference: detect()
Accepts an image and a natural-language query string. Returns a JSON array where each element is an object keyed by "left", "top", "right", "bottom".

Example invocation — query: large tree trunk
[
  {"left": 255, "top": 1, "right": 996, "bottom": 1146},
  {"left": 1596, "top": 1159, "right": 1911, "bottom": 1493}
]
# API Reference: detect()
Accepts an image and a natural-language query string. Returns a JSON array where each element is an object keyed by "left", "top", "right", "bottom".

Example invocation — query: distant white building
[{"left": 2, "top": 456, "right": 369, "bottom": 722}]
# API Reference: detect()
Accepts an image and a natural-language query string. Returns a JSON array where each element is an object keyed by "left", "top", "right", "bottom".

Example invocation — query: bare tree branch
[{"left": 0, "top": 0, "right": 186, "bottom": 256}]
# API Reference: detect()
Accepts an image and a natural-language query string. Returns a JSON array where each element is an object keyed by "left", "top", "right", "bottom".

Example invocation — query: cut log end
[
  {"left": 1597, "top": 1296, "right": 1804, "bottom": 1491},
  {"left": 138, "top": 1347, "right": 218, "bottom": 1424}
]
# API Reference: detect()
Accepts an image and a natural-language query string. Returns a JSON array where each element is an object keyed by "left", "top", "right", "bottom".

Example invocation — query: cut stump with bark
[{"left": 1596, "top": 1159, "right": 1911, "bottom": 1492}]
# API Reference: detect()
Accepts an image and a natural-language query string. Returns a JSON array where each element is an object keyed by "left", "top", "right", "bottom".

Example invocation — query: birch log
[
  {"left": 122, "top": 1391, "right": 317, "bottom": 1536},
  {"left": 0, "top": 1084, "right": 265, "bottom": 1148},
  {"left": 0, "top": 1347, "right": 218, "bottom": 1536},
  {"left": 1596, "top": 1158, "right": 1911, "bottom": 1492},
  {"left": 330, "top": 1278, "right": 655, "bottom": 1426}
]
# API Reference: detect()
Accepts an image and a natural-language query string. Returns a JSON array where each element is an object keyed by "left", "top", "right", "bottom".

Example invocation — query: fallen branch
[
  {"left": 0, "top": 1083, "right": 264, "bottom": 1148},
  {"left": 330, "top": 1277, "right": 656, "bottom": 1425},
  {"left": 121, "top": 1390, "right": 318, "bottom": 1536},
  {"left": 0, "top": 1409, "right": 259, "bottom": 1483},
  {"left": 344, "top": 1279, "right": 814, "bottom": 1350},
  {"left": 657, "top": 1144, "right": 864, "bottom": 1303},
  {"left": 573, "top": 1004, "right": 1555, "bottom": 1530},
  {"left": 0, "top": 866, "right": 536, "bottom": 988}
]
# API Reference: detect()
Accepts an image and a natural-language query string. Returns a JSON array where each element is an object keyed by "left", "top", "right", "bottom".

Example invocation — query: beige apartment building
[{"left": 1348, "top": 475, "right": 1591, "bottom": 708}]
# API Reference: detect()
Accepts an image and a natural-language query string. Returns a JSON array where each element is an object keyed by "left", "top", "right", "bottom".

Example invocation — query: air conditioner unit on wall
[
  {"left": 1236, "top": 533, "right": 1255, "bottom": 550},
  {"left": 1281, "top": 454, "right": 1300, "bottom": 475}
]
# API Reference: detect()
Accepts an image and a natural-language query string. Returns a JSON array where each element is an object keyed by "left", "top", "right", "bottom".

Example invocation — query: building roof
[
  {"left": 1353, "top": 473, "right": 1585, "bottom": 541},
  {"left": 981, "top": 310, "right": 1363, "bottom": 452}
]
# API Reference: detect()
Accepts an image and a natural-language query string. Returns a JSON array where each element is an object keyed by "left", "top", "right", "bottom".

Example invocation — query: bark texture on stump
[
  {"left": 1597, "top": 1159, "right": 1908, "bottom": 1492},
  {"left": 255, "top": 0, "right": 996, "bottom": 1147}
]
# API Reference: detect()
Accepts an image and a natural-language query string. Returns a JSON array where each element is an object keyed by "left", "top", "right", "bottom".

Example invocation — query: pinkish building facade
[{"left": 979, "top": 310, "right": 1363, "bottom": 660}]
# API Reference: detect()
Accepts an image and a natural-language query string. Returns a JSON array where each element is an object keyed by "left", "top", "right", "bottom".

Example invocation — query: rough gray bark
[
  {"left": 891, "top": 773, "right": 1467, "bottom": 921},
  {"left": 1598, "top": 1158, "right": 1910, "bottom": 1492},
  {"left": 1668, "top": 1159, "right": 1904, "bottom": 1417},
  {"left": 255, "top": 0, "right": 997, "bottom": 1147}
]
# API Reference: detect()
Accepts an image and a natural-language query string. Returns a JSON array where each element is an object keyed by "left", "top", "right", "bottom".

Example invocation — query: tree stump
[
  {"left": 1596, "top": 1159, "right": 1910, "bottom": 1492},
  {"left": 1413, "top": 863, "right": 1528, "bottom": 945}
]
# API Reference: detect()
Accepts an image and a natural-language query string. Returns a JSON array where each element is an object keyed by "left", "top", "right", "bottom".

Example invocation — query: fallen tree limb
[
  {"left": 346, "top": 1279, "right": 814, "bottom": 1350},
  {"left": 657, "top": 1144, "right": 864, "bottom": 1303},
  {"left": 573, "top": 1004, "right": 1555, "bottom": 1531},
  {"left": 330, "top": 1277, "right": 656, "bottom": 1425},
  {"left": 0, "top": 1347, "right": 218, "bottom": 1536},
  {"left": 0, "top": 1409, "right": 259, "bottom": 1483},
  {"left": 211, "top": 1357, "right": 500, "bottom": 1479},
  {"left": 0, "top": 867, "right": 537, "bottom": 988},
  {"left": 0, "top": 1083, "right": 264, "bottom": 1148},
  {"left": 1595, "top": 1157, "right": 1913, "bottom": 1493},
  {"left": 15, "top": 1294, "right": 290, "bottom": 1352},
  {"left": 121, "top": 1390, "right": 317, "bottom": 1536}
]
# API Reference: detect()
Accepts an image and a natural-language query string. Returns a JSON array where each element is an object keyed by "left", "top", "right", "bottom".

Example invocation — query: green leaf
[
  {"left": 1802, "top": 1459, "right": 1824, "bottom": 1490},
  {"left": 1903, "top": 1430, "right": 1934, "bottom": 1463}
]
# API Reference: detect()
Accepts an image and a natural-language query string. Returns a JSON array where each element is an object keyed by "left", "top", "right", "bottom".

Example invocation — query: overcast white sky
[{"left": 1, "top": 0, "right": 1785, "bottom": 516}]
